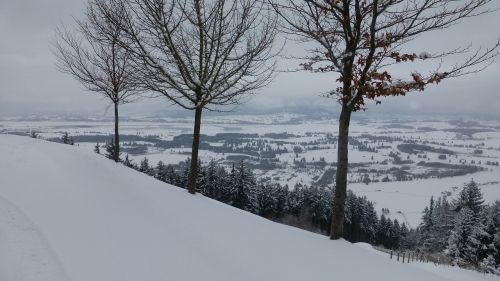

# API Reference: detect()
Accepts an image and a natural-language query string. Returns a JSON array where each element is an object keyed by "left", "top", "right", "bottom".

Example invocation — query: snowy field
[
  {"left": 349, "top": 171, "right": 500, "bottom": 227},
  {"left": 1, "top": 113, "right": 500, "bottom": 227},
  {"left": 1, "top": 134, "right": 499, "bottom": 281}
]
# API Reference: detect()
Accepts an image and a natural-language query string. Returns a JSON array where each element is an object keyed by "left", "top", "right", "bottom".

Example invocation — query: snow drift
[{"left": 0, "top": 134, "right": 495, "bottom": 281}]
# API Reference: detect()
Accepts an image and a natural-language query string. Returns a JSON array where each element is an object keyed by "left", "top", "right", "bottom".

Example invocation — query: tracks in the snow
[{"left": 0, "top": 195, "right": 69, "bottom": 281}]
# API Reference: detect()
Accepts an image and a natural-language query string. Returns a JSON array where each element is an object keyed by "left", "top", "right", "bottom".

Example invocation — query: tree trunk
[
  {"left": 330, "top": 105, "right": 352, "bottom": 239},
  {"left": 114, "top": 101, "right": 120, "bottom": 162},
  {"left": 188, "top": 106, "right": 203, "bottom": 194}
]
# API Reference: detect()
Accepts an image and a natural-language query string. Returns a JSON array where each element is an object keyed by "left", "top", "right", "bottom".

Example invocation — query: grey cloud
[{"left": 0, "top": 0, "right": 499, "bottom": 117}]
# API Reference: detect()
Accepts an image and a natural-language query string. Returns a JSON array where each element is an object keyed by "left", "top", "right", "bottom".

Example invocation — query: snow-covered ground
[
  {"left": 0, "top": 195, "right": 69, "bottom": 281},
  {"left": 0, "top": 134, "right": 498, "bottom": 281}
]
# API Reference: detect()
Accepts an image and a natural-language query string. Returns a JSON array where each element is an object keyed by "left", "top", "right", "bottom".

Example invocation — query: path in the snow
[{"left": 0, "top": 195, "right": 69, "bottom": 281}]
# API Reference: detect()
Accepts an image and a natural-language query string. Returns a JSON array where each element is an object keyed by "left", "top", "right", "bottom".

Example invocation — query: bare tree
[
  {"left": 95, "top": 0, "right": 279, "bottom": 193},
  {"left": 53, "top": 0, "right": 140, "bottom": 162},
  {"left": 270, "top": 0, "right": 500, "bottom": 239}
]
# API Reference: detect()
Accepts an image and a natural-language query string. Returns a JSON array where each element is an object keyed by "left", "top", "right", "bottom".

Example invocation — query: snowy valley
[{"left": 3, "top": 113, "right": 500, "bottom": 228}]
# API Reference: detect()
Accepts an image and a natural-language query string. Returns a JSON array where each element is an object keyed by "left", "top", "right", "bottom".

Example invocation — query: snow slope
[{"left": 0, "top": 134, "right": 497, "bottom": 281}]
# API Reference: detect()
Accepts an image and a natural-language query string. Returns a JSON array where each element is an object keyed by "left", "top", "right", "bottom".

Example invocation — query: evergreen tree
[
  {"left": 343, "top": 190, "right": 358, "bottom": 240},
  {"left": 420, "top": 197, "right": 437, "bottom": 251},
  {"left": 377, "top": 214, "right": 389, "bottom": 247},
  {"left": 392, "top": 220, "right": 402, "bottom": 249},
  {"left": 123, "top": 154, "right": 135, "bottom": 168},
  {"left": 471, "top": 211, "right": 496, "bottom": 268},
  {"left": 155, "top": 161, "right": 167, "bottom": 182},
  {"left": 226, "top": 163, "right": 237, "bottom": 204},
  {"left": 196, "top": 160, "right": 206, "bottom": 193},
  {"left": 421, "top": 196, "right": 435, "bottom": 230},
  {"left": 255, "top": 183, "right": 276, "bottom": 218},
  {"left": 274, "top": 184, "right": 288, "bottom": 218},
  {"left": 202, "top": 160, "right": 218, "bottom": 198},
  {"left": 344, "top": 191, "right": 378, "bottom": 243},
  {"left": 385, "top": 219, "right": 394, "bottom": 249},
  {"left": 94, "top": 143, "right": 101, "bottom": 154},
  {"left": 494, "top": 230, "right": 500, "bottom": 272},
  {"left": 479, "top": 203, "right": 500, "bottom": 272},
  {"left": 164, "top": 165, "right": 180, "bottom": 186},
  {"left": 432, "top": 196, "right": 454, "bottom": 251},
  {"left": 400, "top": 223, "right": 410, "bottom": 249},
  {"left": 362, "top": 200, "right": 379, "bottom": 243},
  {"left": 489, "top": 201, "right": 500, "bottom": 268},
  {"left": 479, "top": 255, "right": 498, "bottom": 274},
  {"left": 105, "top": 138, "right": 120, "bottom": 161},
  {"left": 287, "top": 184, "right": 306, "bottom": 217},
  {"left": 307, "top": 186, "right": 332, "bottom": 232},
  {"left": 455, "top": 180, "right": 485, "bottom": 216},
  {"left": 178, "top": 159, "right": 190, "bottom": 189},
  {"left": 447, "top": 207, "right": 477, "bottom": 266},
  {"left": 213, "top": 165, "right": 230, "bottom": 203},
  {"left": 373, "top": 215, "right": 406, "bottom": 249},
  {"left": 61, "top": 132, "right": 73, "bottom": 145},
  {"left": 446, "top": 180, "right": 489, "bottom": 267},
  {"left": 139, "top": 157, "right": 153, "bottom": 176},
  {"left": 231, "top": 161, "right": 256, "bottom": 211}
]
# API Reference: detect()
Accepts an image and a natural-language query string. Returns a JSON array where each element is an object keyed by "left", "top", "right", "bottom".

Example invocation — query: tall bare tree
[
  {"left": 270, "top": 0, "right": 500, "bottom": 239},
  {"left": 95, "top": 0, "right": 278, "bottom": 193},
  {"left": 53, "top": 0, "right": 139, "bottom": 162}
]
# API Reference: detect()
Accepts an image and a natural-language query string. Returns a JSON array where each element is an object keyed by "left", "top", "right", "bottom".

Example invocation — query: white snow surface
[{"left": 0, "top": 134, "right": 497, "bottom": 281}]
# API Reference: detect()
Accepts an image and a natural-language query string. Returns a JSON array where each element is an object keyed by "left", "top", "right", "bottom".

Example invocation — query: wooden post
[
  {"left": 390, "top": 250, "right": 393, "bottom": 259},
  {"left": 397, "top": 252, "right": 400, "bottom": 262},
  {"left": 402, "top": 252, "right": 405, "bottom": 263}
]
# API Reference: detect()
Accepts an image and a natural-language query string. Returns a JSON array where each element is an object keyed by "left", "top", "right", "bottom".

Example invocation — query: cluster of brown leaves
[
  {"left": 331, "top": 68, "right": 449, "bottom": 111},
  {"left": 390, "top": 52, "right": 417, "bottom": 63}
]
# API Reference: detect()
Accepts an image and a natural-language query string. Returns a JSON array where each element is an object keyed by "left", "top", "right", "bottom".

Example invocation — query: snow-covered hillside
[{"left": 0, "top": 134, "right": 497, "bottom": 281}]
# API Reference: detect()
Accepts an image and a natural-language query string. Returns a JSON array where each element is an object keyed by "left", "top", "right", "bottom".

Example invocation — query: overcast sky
[{"left": 0, "top": 0, "right": 499, "bottom": 118}]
